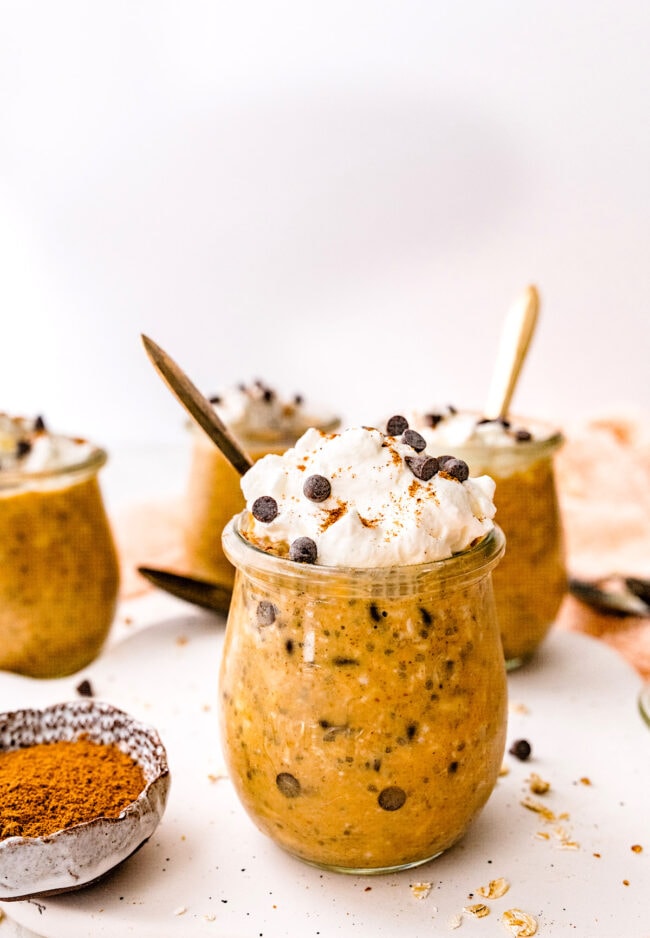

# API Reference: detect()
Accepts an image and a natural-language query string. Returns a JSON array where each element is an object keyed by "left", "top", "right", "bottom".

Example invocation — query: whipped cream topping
[
  {"left": 207, "top": 381, "right": 337, "bottom": 443},
  {"left": 0, "top": 413, "right": 94, "bottom": 474},
  {"left": 404, "top": 407, "right": 550, "bottom": 448},
  {"left": 239, "top": 425, "right": 496, "bottom": 567}
]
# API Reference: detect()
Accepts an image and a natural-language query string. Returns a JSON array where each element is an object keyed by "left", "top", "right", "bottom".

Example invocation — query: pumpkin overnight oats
[
  {"left": 219, "top": 421, "right": 507, "bottom": 873},
  {"left": 406, "top": 408, "right": 567, "bottom": 667},
  {"left": 0, "top": 414, "right": 119, "bottom": 678},
  {"left": 184, "top": 380, "right": 338, "bottom": 588}
]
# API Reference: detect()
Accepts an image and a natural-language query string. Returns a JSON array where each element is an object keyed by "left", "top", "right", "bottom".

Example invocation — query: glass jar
[
  {"left": 450, "top": 430, "right": 567, "bottom": 668},
  {"left": 184, "top": 420, "right": 339, "bottom": 590},
  {"left": 219, "top": 518, "right": 507, "bottom": 874},
  {"left": 0, "top": 442, "right": 120, "bottom": 678}
]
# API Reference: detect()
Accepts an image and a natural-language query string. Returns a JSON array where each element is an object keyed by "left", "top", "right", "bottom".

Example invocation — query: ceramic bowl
[{"left": 0, "top": 700, "right": 170, "bottom": 900}]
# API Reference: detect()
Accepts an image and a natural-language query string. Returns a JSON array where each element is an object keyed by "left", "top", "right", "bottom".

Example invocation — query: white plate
[{"left": 0, "top": 592, "right": 648, "bottom": 937}]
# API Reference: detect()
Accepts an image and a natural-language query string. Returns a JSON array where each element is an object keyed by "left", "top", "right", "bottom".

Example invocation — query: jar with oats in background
[{"left": 0, "top": 414, "right": 119, "bottom": 678}]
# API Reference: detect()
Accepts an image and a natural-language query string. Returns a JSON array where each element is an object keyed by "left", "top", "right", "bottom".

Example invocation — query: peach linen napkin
[{"left": 113, "top": 415, "right": 650, "bottom": 679}]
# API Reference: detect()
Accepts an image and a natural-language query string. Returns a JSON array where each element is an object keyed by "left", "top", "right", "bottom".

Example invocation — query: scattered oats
[
  {"left": 464, "top": 903, "right": 490, "bottom": 918},
  {"left": 535, "top": 831, "right": 550, "bottom": 840},
  {"left": 579, "top": 777, "right": 592, "bottom": 786},
  {"left": 520, "top": 796, "right": 557, "bottom": 821},
  {"left": 204, "top": 913, "right": 216, "bottom": 922},
  {"left": 499, "top": 764, "right": 510, "bottom": 777},
  {"left": 202, "top": 703, "right": 212, "bottom": 712},
  {"left": 477, "top": 877, "right": 510, "bottom": 900},
  {"left": 528, "top": 773, "right": 550, "bottom": 795},
  {"left": 509, "top": 702, "right": 529, "bottom": 715},
  {"left": 502, "top": 908, "right": 538, "bottom": 936},
  {"left": 623, "top": 879, "right": 630, "bottom": 886},
  {"left": 631, "top": 844, "right": 643, "bottom": 854},
  {"left": 410, "top": 881, "right": 432, "bottom": 900},
  {"left": 207, "top": 772, "right": 228, "bottom": 783},
  {"left": 448, "top": 913, "right": 463, "bottom": 929},
  {"left": 173, "top": 906, "right": 187, "bottom": 916},
  {"left": 593, "top": 852, "right": 601, "bottom": 858}
]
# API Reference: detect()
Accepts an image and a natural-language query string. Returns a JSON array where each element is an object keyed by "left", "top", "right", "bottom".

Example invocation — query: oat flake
[
  {"left": 477, "top": 877, "right": 510, "bottom": 899},
  {"left": 464, "top": 902, "right": 490, "bottom": 918},
  {"left": 502, "top": 908, "right": 538, "bottom": 936},
  {"left": 410, "top": 881, "right": 432, "bottom": 899}
]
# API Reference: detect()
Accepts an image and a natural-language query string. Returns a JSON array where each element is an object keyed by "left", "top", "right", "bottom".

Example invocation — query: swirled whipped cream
[
  {"left": 0, "top": 413, "right": 93, "bottom": 473},
  {"left": 206, "top": 380, "right": 337, "bottom": 444},
  {"left": 239, "top": 422, "right": 496, "bottom": 567}
]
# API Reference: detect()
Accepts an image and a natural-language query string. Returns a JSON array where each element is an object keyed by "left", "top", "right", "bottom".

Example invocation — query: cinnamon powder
[{"left": 0, "top": 737, "right": 146, "bottom": 839}]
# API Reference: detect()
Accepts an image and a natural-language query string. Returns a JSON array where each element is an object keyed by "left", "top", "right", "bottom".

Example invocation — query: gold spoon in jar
[
  {"left": 139, "top": 335, "right": 254, "bottom": 611},
  {"left": 141, "top": 335, "right": 254, "bottom": 475},
  {"left": 483, "top": 285, "right": 540, "bottom": 421}
]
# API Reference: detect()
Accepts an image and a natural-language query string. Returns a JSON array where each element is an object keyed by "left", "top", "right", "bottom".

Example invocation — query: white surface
[
  {"left": 1, "top": 2, "right": 649, "bottom": 446},
  {"left": 0, "top": 593, "right": 648, "bottom": 938}
]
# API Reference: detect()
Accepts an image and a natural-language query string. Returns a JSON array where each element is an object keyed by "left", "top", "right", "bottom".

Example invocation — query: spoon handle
[
  {"left": 141, "top": 335, "right": 254, "bottom": 475},
  {"left": 484, "top": 285, "right": 540, "bottom": 421}
]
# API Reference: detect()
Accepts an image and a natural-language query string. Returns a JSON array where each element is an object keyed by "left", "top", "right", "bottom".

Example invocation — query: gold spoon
[
  {"left": 141, "top": 334, "right": 253, "bottom": 475},
  {"left": 483, "top": 285, "right": 540, "bottom": 421},
  {"left": 137, "top": 566, "right": 232, "bottom": 614}
]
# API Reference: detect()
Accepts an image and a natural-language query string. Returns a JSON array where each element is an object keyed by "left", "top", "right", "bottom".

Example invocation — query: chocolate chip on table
[
  {"left": 440, "top": 458, "right": 469, "bottom": 482},
  {"left": 34, "top": 415, "right": 46, "bottom": 431},
  {"left": 401, "top": 429, "right": 426, "bottom": 452},
  {"left": 76, "top": 678, "right": 94, "bottom": 697},
  {"left": 386, "top": 415, "right": 409, "bottom": 436},
  {"left": 208, "top": 394, "right": 222, "bottom": 404},
  {"left": 256, "top": 601, "right": 277, "bottom": 627},
  {"left": 276, "top": 772, "right": 301, "bottom": 798},
  {"left": 378, "top": 786, "right": 407, "bottom": 811},
  {"left": 509, "top": 739, "right": 532, "bottom": 761},
  {"left": 425, "top": 413, "right": 443, "bottom": 428},
  {"left": 252, "top": 496, "right": 278, "bottom": 523},
  {"left": 303, "top": 474, "right": 331, "bottom": 502},
  {"left": 289, "top": 537, "right": 317, "bottom": 564},
  {"left": 514, "top": 428, "right": 532, "bottom": 442},
  {"left": 405, "top": 454, "right": 439, "bottom": 481}
]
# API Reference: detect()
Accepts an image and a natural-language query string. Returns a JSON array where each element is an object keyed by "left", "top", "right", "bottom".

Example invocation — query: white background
[{"left": 1, "top": 1, "right": 649, "bottom": 447}]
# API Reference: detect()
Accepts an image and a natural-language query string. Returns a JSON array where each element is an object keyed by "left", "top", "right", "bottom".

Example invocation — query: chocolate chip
[
  {"left": 378, "top": 786, "right": 407, "bottom": 811},
  {"left": 16, "top": 439, "right": 32, "bottom": 458},
  {"left": 509, "top": 739, "right": 532, "bottom": 761},
  {"left": 289, "top": 537, "right": 317, "bottom": 564},
  {"left": 441, "top": 458, "right": 469, "bottom": 482},
  {"left": 262, "top": 388, "right": 274, "bottom": 403},
  {"left": 34, "top": 415, "right": 46, "bottom": 431},
  {"left": 448, "top": 760, "right": 459, "bottom": 774},
  {"left": 437, "top": 454, "right": 454, "bottom": 468},
  {"left": 303, "top": 474, "right": 331, "bottom": 502},
  {"left": 405, "top": 454, "right": 439, "bottom": 481},
  {"left": 514, "top": 429, "right": 532, "bottom": 442},
  {"left": 386, "top": 415, "right": 409, "bottom": 436},
  {"left": 256, "top": 601, "right": 277, "bottom": 626},
  {"left": 401, "top": 428, "right": 426, "bottom": 452},
  {"left": 293, "top": 393, "right": 304, "bottom": 406},
  {"left": 425, "top": 413, "right": 443, "bottom": 428},
  {"left": 208, "top": 394, "right": 222, "bottom": 405},
  {"left": 252, "top": 496, "right": 278, "bottom": 523},
  {"left": 406, "top": 723, "right": 417, "bottom": 740},
  {"left": 76, "top": 679, "right": 94, "bottom": 697},
  {"left": 276, "top": 772, "right": 301, "bottom": 798}
]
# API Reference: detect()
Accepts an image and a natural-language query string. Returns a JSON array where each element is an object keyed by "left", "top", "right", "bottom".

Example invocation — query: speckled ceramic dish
[{"left": 0, "top": 700, "right": 170, "bottom": 901}]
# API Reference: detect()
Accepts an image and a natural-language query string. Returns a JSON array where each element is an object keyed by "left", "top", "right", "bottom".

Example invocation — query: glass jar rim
[
  {"left": 222, "top": 513, "right": 505, "bottom": 589},
  {"left": 0, "top": 438, "right": 108, "bottom": 490}
]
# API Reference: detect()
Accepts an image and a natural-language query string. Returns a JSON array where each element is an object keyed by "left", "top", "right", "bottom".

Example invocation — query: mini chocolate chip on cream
[
  {"left": 289, "top": 536, "right": 318, "bottom": 564},
  {"left": 402, "top": 428, "right": 427, "bottom": 452},
  {"left": 441, "top": 458, "right": 470, "bottom": 483},
  {"left": 405, "top": 454, "right": 439, "bottom": 481},
  {"left": 251, "top": 496, "right": 278, "bottom": 523},
  {"left": 386, "top": 414, "right": 409, "bottom": 436},
  {"left": 303, "top": 474, "right": 331, "bottom": 502}
]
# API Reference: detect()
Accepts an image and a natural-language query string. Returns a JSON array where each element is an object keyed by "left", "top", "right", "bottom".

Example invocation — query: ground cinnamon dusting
[{"left": 0, "top": 737, "right": 146, "bottom": 839}]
